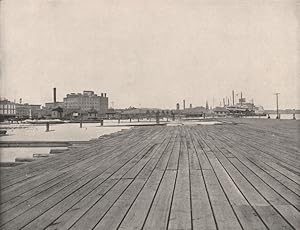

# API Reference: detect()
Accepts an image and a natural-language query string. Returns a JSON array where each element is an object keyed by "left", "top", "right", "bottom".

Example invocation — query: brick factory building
[
  {"left": 15, "top": 103, "right": 41, "bottom": 119},
  {"left": 0, "top": 99, "right": 16, "bottom": 121},
  {"left": 63, "top": 90, "right": 108, "bottom": 115}
]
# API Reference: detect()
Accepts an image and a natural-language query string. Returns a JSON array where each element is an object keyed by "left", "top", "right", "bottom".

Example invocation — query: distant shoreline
[{"left": 264, "top": 110, "right": 300, "bottom": 114}]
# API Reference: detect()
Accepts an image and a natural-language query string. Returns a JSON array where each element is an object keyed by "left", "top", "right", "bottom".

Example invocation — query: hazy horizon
[{"left": 1, "top": 0, "right": 299, "bottom": 110}]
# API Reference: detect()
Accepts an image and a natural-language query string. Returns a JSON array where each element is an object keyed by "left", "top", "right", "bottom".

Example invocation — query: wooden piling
[
  {"left": 156, "top": 111, "right": 160, "bottom": 124},
  {"left": 46, "top": 122, "right": 50, "bottom": 132}
]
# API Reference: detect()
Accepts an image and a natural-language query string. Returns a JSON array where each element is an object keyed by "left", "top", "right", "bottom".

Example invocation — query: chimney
[
  {"left": 19, "top": 98, "right": 22, "bottom": 104},
  {"left": 101, "top": 93, "right": 104, "bottom": 97},
  {"left": 53, "top": 88, "right": 56, "bottom": 103},
  {"left": 176, "top": 103, "right": 180, "bottom": 110},
  {"left": 232, "top": 90, "right": 235, "bottom": 105},
  {"left": 190, "top": 104, "right": 192, "bottom": 109},
  {"left": 183, "top": 100, "right": 185, "bottom": 110},
  {"left": 104, "top": 93, "right": 107, "bottom": 97}
]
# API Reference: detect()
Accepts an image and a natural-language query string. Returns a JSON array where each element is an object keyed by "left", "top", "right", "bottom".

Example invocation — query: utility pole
[{"left": 274, "top": 93, "right": 280, "bottom": 119}]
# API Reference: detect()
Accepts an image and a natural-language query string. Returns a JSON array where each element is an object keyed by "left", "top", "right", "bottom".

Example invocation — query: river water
[
  {"left": 0, "top": 121, "right": 132, "bottom": 162},
  {"left": 244, "top": 113, "right": 300, "bottom": 120}
]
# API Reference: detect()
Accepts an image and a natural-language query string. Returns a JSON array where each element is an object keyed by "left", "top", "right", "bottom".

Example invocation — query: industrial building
[
  {"left": 0, "top": 99, "right": 16, "bottom": 121},
  {"left": 15, "top": 103, "right": 41, "bottom": 119},
  {"left": 63, "top": 90, "right": 108, "bottom": 115}
]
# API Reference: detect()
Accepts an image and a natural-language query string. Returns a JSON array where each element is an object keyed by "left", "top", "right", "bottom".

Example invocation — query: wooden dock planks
[{"left": 0, "top": 119, "right": 299, "bottom": 229}]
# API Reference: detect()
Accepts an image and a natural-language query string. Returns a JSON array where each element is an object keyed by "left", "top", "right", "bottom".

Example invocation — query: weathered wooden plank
[
  {"left": 266, "top": 162, "right": 300, "bottom": 185},
  {"left": 23, "top": 178, "right": 119, "bottom": 230},
  {"left": 0, "top": 134, "right": 154, "bottom": 228},
  {"left": 93, "top": 179, "right": 146, "bottom": 230},
  {"left": 155, "top": 133, "right": 177, "bottom": 170},
  {"left": 185, "top": 128, "right": 201, "bottom": 170},
  {"left": 200, "top": 127, "right": 295, "bottom": 230},
  {"left": 210, "top": 158, "right": 267, "bottom": 230},
  {"left": 202, "top": 128, "right": 300, "bottom": 210},
  {"left": 143, "top": 170, "right": 177, "bottom": 230},
  {"left": 209, "top": 128, "right": 300, "bottom": 197},
  {"left": 118, "top": 170, "right": 165, "bottom": 230},
  {"left": 43, "top": 129, "right": 169, "bottom": 230},
  {"left": 190, "top": 131, "right": 211, "bottom": 170},
  {"left": 168, "top": 169, "right": 191, "bottom": 230},
  {"left": 44, "top": 140, "right": 160, "bottom": 230},
  {"left": 69, "top": 179, "right": 132, "bottom": 230},
  {"left": 229, "top": 158, "right": 298, "bottom": 229},
  {"left": 122, "top": 144, "right": 158, "bottom": 179},
  {"left": 167, "top": 135, "right": 181, "bottom": 170},
  {"left": 202, "top": 169, "right": 242, "bottom": 230},
  {"left": 190, "top": 169, "right": 216, "bottom": 230}
]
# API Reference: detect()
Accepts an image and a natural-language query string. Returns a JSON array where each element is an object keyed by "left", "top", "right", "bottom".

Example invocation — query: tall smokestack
[
  {"left": 183, "top": 100, "right": 185, "bottom": 110},
  {"left": 232, "top": 90, "right": 234, "bottom": 105},
  {"left": 53, "top": 88, "right": 57, "bottom": 103}
]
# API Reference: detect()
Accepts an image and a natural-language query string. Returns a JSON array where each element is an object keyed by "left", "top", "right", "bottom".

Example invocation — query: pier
[{"left": 0, "top": 119, "right": 299, "bottom": 229}]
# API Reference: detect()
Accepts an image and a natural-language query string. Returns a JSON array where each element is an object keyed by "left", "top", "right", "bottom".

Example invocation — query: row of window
[
  {"left": 0, "top": 109, "right": 16, "bottom": 114},
  {"left": 0, "top": 104, "right": 15, "bottom": 109}
]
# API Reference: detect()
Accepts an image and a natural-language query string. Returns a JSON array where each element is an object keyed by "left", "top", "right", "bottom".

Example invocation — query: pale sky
[{"left": 0, "top": 0, "right": 299, "bottom": 109}]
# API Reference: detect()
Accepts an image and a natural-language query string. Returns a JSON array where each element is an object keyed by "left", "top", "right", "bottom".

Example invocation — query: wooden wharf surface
[{"left": 0, "top": 119, "right": 299, "bottom": 229}]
